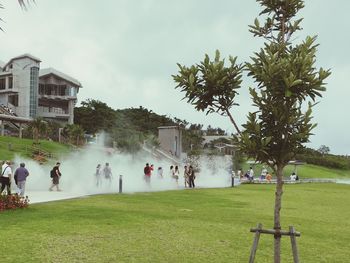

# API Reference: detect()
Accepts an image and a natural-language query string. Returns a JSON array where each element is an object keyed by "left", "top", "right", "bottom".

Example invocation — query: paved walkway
[
  {"left": 23, "top": 178, "right": 349, "bottom": 205},
  {"left": 26, "top": 191, "right": 91, "bottom": 204}
]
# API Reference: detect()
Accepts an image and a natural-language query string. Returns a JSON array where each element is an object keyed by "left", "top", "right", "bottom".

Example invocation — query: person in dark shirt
[
  {"left": 144, "top": 163, "right": 151, "bottom": 184},
  {"left": 14, "top": 162, "right": 29, "bottom": 196},
  {"left": 188, "top": 166, "right": 196, "bottom": 188},
  {"left": 49, "top": 162, "right": 62, "bottom": 191}
]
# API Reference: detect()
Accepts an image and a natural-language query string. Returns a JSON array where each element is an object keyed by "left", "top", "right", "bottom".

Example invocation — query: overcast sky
[{"left": 0, "top": 0, "right": 349, "bottom": 154}]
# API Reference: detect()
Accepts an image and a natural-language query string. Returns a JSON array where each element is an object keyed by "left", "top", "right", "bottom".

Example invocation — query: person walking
[
  {"left": 95, "top": 164, "right": 102, "bottom": 187},
  {"left": 14, "top": 163, "right": 29, "bottom": 196},
  {"left": 143, "top": 163, "right": 151, "bottom": 184},
  {"left": 188, "top": 166, "right": 196, "bottom": 188},
  {"left": 157, "top": 167, "right": 163, "bottom": 179},
  {"left": 260, "top": 166, "right": 268, "bottom": 181},
  {"left": 249, "top": 167, "right": 254, "bottom": 182},
  {"left": 174, "top": 165, "right": 180, "bottom": 185},
  {"left": 103, "top": 163, "right": 113, "bottom": 185},
  {"left": 1, "top": 160, "right": 12, "bottom": 195},
  {"left": 184, "top": 165, "right": 189, "bottom": 188},
  {"left": 150, "top": 164, "right": 154, "bottom": 176},
  {"left": 169, "top": 165, "right": 175, "bottom": 179},
  {"left": 49, "top": 162, "right": 62, "bottom": 191}
]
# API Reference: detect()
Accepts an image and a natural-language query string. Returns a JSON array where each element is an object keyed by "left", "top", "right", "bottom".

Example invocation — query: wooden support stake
[
  {"left": 289, "top": 226, "right": 300, "bottom": 263},
  {"left": 249, "top": 223, "right": 262, "bottom": 263},
  {"left": 250, "top": 227, "right": 300, "bottom": 237}
]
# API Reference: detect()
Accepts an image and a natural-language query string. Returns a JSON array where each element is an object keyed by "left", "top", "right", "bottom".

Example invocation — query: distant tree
[
  {"left": 205, "top": 125, "right": 226, "bottom": 136},
  {"left": 182, "top": 129, "right": 204, "bottom": 152},
  {"left": 74, "top": 99, "right": 117, "bottom": 133},
  {"left": 174, "top": 0, "right": 330, "bottom": 261},
  {"left": 317, "top": 145, "right": 330, "bottom": 155}
]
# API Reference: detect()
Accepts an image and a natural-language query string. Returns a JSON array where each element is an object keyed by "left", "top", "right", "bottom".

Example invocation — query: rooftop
[{"left": 40, "top": 67, "right": 82, "bottom": 87}]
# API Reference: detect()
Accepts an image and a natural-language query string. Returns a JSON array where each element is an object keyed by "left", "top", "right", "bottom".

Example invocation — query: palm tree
[
  {"left": 64, "top": 124, "right": 85, "bottom": 146},
  {"left": 70, "top": 124, "right": 85, "bottom": 146},
  {"left": 30, "top": 117, "right": 47, "bottom": 144}
]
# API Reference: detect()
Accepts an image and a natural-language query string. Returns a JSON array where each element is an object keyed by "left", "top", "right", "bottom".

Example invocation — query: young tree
[
  {"left": 173, "top": 0, "right": 330, "bottom": 261},
  {"left": 173, "top": 50, "right": 243, "bottom": 135}
]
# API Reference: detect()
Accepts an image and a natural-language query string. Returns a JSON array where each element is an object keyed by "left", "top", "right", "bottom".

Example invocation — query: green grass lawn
[
  {"left": 1, "top": 184, "right": 349, "bottom": 262},
  {"left": 0, "top": 135, "right": 71, "bottom": 160}
]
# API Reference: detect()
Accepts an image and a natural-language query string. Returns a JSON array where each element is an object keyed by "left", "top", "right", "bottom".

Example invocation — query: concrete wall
[{"left": 158, "top": 126, "right": 182, "bottom": 157}]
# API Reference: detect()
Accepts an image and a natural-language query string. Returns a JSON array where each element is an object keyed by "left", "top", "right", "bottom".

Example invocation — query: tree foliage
[
  {"left": 63, "top": 124, "right": 85, "bottom": 146},
  {"left": 28, "top": 117, "right": 48, "bottom": 143},
  {"left": 173, "top": 50, "right": 243, "bottom": 134},
  {"left": 240, "top": 2, "right": 330, "bottom": 169},
  {"left": 74, "top": 99, "right": 117, "bottom": 134},
  {"left": 317, "top": 145, "right": 330, "bottom": 155}
]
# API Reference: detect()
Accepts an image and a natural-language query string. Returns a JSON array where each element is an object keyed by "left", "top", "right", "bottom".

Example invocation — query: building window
[
  {"left": 8, "top": 76, "right": 13, "bottom": 89},
  {"left": 30, "top": 67, "right": 39, "bottom": 118},
  {"left": 0, "top": 78, "right": 5, "bottom": 90},
  {"left": 68, "top": 86, "right": 77, "bottom": 96},
  {"left": 8, "top": 94, "right": 18, "bottom": 107}
]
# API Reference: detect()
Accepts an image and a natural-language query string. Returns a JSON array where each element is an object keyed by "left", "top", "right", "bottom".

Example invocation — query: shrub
[
  {"left": 296, "top": 154, "right": 350, "bottom": 170},
  {"left": 0, "top": 194, "right": 29, "bottom": 212}
]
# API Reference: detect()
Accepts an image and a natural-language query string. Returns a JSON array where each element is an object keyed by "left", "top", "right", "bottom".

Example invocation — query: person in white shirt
[
  {"left": 237, "top": 168, "right": 242, "bottom": 179},
  {"left": 249, "top": 167, "right": 254, "bottom": 181},
  {"left": 1, "top": 160, "right": 12, "bottom": 195},
  {"left": 290, "top": 172, "right": 297, "bottom": 181},
  {"left": 157, "top": 167, "right": 163, "bottom": 179},
  {"left": 260, "top": 166, "right": 268, "bottom": 180}
]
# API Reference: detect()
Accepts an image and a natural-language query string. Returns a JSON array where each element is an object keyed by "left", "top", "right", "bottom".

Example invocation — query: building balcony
[
  {"left": 38, "top": 94, "right": 76, "bottom": 101},
  {"left": 37, "top": 106, "right": 70, "bottom": 118},
  {"left": 0, "top": 89, "right": 19, "bottom": 94}
]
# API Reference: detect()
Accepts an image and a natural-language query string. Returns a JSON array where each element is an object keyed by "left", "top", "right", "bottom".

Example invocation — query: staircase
[
  {"left": 142, "top": 144, "right": 182, "bottom": 165},
  {"left": 0, "top": 105, "right": 29, "bottom": 132}
]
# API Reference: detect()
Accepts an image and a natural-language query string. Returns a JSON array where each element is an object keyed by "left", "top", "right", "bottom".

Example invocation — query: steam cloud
[{"left": 12, "top": 145, "right": 237, "bottom": 203}]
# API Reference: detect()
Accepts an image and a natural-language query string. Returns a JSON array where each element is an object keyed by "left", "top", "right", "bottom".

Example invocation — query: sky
[{"left": 0, "top": 0, "right": 349, "bottom": 155}]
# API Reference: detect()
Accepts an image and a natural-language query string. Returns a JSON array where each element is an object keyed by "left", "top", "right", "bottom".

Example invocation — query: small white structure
[{"left": 158, "top": 126, "right": 182, "bottom": 158}]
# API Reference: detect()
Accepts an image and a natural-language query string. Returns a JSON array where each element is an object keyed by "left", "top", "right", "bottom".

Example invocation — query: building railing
[
  {"left": 38, "top": 106, "right": 68, "bottom": 115},
  {"left": 38, "top": 94, "right": 76, "bottom": 100}
]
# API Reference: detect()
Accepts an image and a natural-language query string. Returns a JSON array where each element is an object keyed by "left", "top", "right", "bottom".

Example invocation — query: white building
[
  {"left": 158, "top": 126, "right": 182, "bottom": 158},
  {"left": 0, "top": 54, "right": 81, "bottom": 124}
]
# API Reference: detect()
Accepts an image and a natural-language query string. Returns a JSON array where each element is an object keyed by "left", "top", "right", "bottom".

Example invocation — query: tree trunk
[
  {"left": 274, "top": 165, "right": 284, "bottom": 263},
  {"left": 225, "top": 109, "right": 241, "bottom": 135}
]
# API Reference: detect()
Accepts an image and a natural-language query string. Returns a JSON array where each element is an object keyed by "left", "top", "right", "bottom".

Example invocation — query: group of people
[
  {"left": 94, "top": 163, "right": 113, "bottom": 187},
  {"left": 143, "top": 163, "right": 196, "bottom": 188},
  {"left": 0, "top": 160, "right": 63, "bottom": 196},
  {"left": 235, "top": 166, "right": 273, "bottom": 182},
  {"left": 235, "top": 166, "right": 299, "bottom": 183},
  {"left": 0, "top": 160, "right": 30, "bottom": 196}
]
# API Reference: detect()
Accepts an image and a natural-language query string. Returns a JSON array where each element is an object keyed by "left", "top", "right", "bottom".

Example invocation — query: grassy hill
[
  {"left": 0, "top": 184, "right": 349, "bottom": 262},
  {"left": 240, "top": 162, "right": 350, "bottom": 179},
  {"left": 0, "top": 135, "right": 71, "bottom": 161}
]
